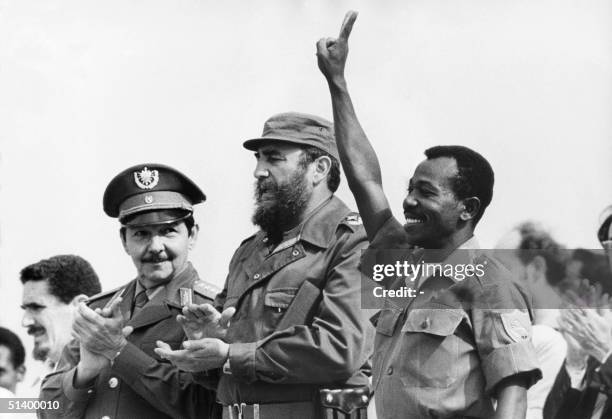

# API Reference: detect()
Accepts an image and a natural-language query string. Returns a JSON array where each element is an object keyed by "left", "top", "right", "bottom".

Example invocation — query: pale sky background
[{"left": 0, "top": 0, "right": 611, "bottom": 388}]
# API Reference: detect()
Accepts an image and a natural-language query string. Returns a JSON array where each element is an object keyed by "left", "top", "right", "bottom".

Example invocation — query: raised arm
[{"left": 317, "top": 11, "right": 393, "bottom": 240}]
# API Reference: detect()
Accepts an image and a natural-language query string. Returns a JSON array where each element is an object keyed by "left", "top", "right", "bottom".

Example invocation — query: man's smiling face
[
  {"left": 402, "top": 156, "right": 464, "bottom": 249},
  {"left": 122, "top": 219, "right": 196, "bottom": 289}
]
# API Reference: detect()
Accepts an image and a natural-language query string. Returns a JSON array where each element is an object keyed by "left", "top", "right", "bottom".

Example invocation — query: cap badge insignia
[{"left": 134, "top": 167, "right": 159, "bottom": 190}]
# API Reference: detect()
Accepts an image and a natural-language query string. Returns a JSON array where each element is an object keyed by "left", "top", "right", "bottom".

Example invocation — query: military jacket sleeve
[
  {"left": 223, "top": 212, "right": 372, "bottom": 385},
  {"left": 466, "top": 264, "right": 542, "bottom": 394}
]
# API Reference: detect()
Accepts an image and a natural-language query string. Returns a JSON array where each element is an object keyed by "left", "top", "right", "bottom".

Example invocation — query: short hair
[
  {"left": 515, "top": 223, "right": 566, "bottom": 287},
  {"left": 424, "top": 145, "right": 494, "bottom": 225},
  {"left": 299, "top": 145, "right": 341, "bottom": 192},
  {"left": 20, "top": 255, "right": 101, "bottom": 304},
  {"left": 0, "top": 327, "right": 25, "bottom": 369}
]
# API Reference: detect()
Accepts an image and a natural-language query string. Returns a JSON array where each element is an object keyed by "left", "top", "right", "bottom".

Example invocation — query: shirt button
[
  {"left": 108, "top": 377, "right": 119, "bottom": 389},
  {"left": 101, "top": 416, "right": 111, "bottom": 419},
  {"left": 253, "top": 273, "right": 260, "bottom": 280},
  {"left": 386, "top": 366, "right": 393, "bottom": 375},
  {"left": 292, "top": 249, "right": 300, "bottom": 256},
  {"left": 420, "top": 318, "right": 430, "bottom": 329}
]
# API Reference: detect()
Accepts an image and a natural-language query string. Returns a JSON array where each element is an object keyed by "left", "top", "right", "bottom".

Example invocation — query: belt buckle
[{"left": 228, "top": 402, "right": 259, "bottom": 419}]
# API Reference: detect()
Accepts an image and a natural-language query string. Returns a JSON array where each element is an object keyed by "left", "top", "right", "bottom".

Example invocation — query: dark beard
[
  {"left": 252, "top": 170, "right": 310, "bottom": 244},
  {"left": 33, "top": 345, "right": 48, "bottom": 362}
]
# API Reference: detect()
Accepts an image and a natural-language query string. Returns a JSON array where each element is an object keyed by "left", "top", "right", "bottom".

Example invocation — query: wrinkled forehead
[{"left": 411, "top": 157, "right": 459, "bottom": 188}]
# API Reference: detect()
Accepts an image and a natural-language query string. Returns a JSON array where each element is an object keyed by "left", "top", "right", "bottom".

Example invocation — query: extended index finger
[{"left": 339, "top": 11, "right": 358, "bottom": 41}]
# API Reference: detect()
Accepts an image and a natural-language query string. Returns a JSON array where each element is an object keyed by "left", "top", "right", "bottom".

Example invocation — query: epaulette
[
  {"left": 239, "top": 232, "right": 258, "bottom": 246},
  {"left": 86, "top": 285, "right": 126, "bottom": 305},
  {"left": 193, "top": 280, "right": 221, "bottom": 302},
  {"left": 340, "top": 212, "right": 363, "bottom": 232},
  {"left": 344, "top": 213, "right": 362, "bottom": 225}
]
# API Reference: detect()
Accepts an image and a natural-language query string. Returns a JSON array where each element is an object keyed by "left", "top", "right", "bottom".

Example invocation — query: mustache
[
  {"left": 255, "top": 178, "right": 277, "bottom": 199},
  {"left": 27, "top": 326, "right": 45, "bottom": 335},
  {"left": 141, "top": 255, "right": 170, "bottom": 263}
]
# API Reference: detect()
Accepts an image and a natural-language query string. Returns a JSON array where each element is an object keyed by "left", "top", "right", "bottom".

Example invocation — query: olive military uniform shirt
[
  {"left": 39, "top": 263, "right": 220, "bottom": 419},
  {"left": 209, "top": 196, "right": 374, "bottom": 406},
  {"left": 369, "top": 217, "right": 542, "bottom": 419}
]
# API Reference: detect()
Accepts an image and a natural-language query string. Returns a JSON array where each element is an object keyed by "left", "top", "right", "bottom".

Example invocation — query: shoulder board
[
  {"left": 340, "top": 212, "right": 363, "bottom": 231},
  {"left": 344, "top": 213, "right": 362, "bottom": 225},
  {"left": 86, "top": 285, "right": 125, "bottom": 305},
  {"left": 193, "top": 281, "right": 221, "bottom": 302}
]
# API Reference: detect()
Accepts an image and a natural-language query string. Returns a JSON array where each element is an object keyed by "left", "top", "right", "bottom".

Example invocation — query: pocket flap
[
  {"left": 376, "top": 308, "right": 403, "bottom": 336},
  {"left": 264, "top": 288, "right": 298, "bottom": 309},
  {"left": 401, "top": 308, "right": 464, "bottom": 336}
]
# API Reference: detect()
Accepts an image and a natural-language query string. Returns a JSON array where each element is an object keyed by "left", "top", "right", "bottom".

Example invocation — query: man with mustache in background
[
  {"left": 316, "top": 11, "right": 542, "bottom": 419},
  {"left": 39, "top": 164, "right": 221, "bottom": 419},
  {"left": 19, "top": 254, "right": 101, "bottom": 395},
  {"left": 156, "top": 113, "right": 373, "bottom": 419}
]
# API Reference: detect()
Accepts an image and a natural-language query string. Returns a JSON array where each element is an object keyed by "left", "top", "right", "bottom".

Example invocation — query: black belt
[{"left": 223, "top": 386, "right": 371, "bottom": 419}]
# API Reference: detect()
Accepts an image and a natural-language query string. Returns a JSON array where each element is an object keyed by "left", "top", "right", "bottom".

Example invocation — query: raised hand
[
  {"left": 560, "top": 307, "right": 612, "bottom": 364},
  {"left": 316, "top": 11, "right": 358, "bottom": 83},
  {"left": 558, "top": 312, "right": 588, "bottom": 369},
  {"left": 177, "top": 303, "right": 235, "bottom": 341}
]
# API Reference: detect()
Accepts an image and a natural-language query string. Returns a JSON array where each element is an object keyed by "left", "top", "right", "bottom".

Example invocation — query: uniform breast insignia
[
  {"left": 134, "top": 167, "right": 159, "bottom": 190},
  {"left": 500, "top": 309, "right": 531, "bottom": 342},
  {"left": 179, "top": 288, "right": 193, "bottom": 306}
]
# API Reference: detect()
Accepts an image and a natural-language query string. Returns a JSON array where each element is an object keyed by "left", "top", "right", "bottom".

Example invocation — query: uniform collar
[
  {"left": 437, "top": 235, "right": 481, "bottom": 284},
  {"left": 134, "top": 262, "right": 198, "bottom": 305},
  {"left": 165, "top": 262, "right": 199, "bottom": 304},
  {"left": 297, "top": 195, "right": 350, "bottom": 249}
]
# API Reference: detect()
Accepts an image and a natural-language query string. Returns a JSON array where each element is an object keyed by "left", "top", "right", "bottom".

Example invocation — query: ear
[
  {"left": 16, "top": 365, "right": 26, "bottom": 383},
  {"left": 69, "top": 294, "right": 89, "bottom": 307},
  {"left": 459, "top": 197, "right": 481, "bottom": 222},
  {"left": 188, "top": 224, "right": 199, "bottom": 250},
  {"left": 312, "top": 156, "right": 332, "bottom": 186}
]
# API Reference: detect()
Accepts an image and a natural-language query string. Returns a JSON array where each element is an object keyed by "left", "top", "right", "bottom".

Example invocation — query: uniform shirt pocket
[
  {"left": 375, "top": 307, "right": 403, "bottom": 336},
  {"left": 264, "top": 288, "right": 298, "bottom": 310},
  {"left": 399, "top": 308, "right": 465, "bottom": 388},
  {"left": 260, "top": 288, "right": 299, "bottom": 335}
]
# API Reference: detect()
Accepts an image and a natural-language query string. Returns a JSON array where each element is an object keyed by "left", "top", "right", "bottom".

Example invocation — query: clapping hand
[{"left": 177, "top": 303, "right": 235, "bottom": 340}]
